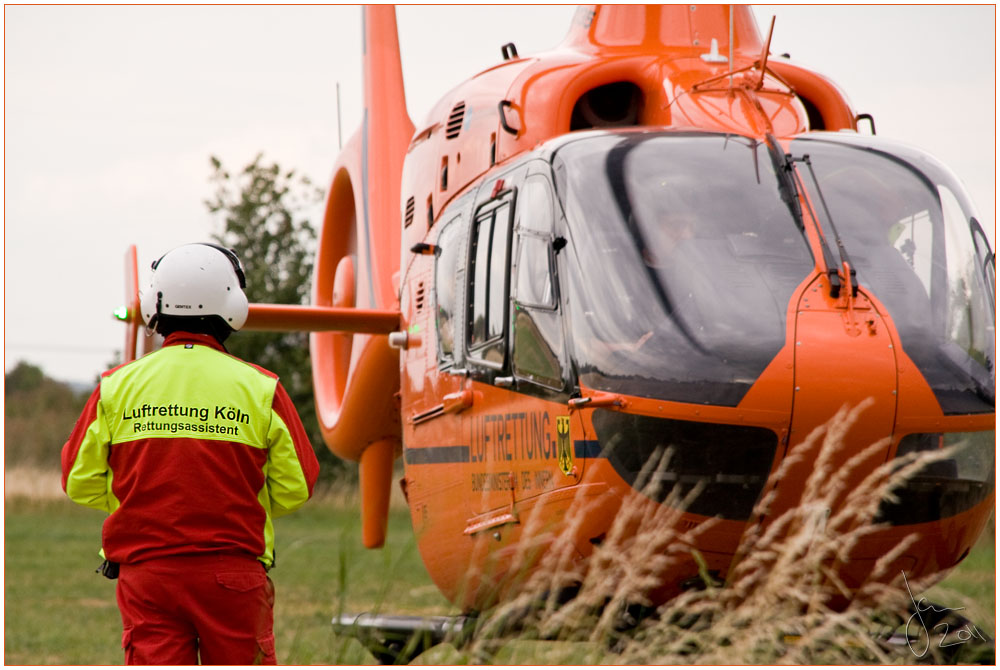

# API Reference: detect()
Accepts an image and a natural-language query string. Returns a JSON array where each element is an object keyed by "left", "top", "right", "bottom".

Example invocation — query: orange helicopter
[{"left": 119, "top": 3, "right": 995, "bottom": 658}]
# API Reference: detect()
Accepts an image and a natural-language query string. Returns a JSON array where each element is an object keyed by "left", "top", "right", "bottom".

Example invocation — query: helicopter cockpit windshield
[
  {"left": 554, "top": 132, "right": 815, "bottom": 406},
  {"left": 552, "top": 131, "right": 995, "bottom": 413},
  {"left": 790, "top": 135, "right": 996, "bottom": 414}
]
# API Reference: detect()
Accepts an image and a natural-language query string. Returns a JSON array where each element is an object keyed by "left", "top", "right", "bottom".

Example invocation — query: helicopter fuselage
[{"left": 387, "top": 6, "right": 994, "bottom": 610}]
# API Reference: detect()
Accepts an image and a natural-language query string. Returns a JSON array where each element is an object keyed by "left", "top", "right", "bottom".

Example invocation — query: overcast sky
[{"left": 4, "top": 4, "right": 995, "bottom": 384}]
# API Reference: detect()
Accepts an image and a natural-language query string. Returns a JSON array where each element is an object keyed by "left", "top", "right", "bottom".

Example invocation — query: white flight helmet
[{"left": 140, "top": 243, "right": 249, "bottom": 332}]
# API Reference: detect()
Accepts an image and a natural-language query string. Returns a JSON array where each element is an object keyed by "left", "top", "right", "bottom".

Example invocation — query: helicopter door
[
  {"left": 508, "top": 173, "right": 584, "bottom": 504},
  {"left": 466, "top": 186, "right": 515, "bottom": 370},
  {"left": 465, "top": 181, "right": 518, "bottom": 515},
  {"left": 510, "top": 174, "right": 566, "bottom": 392}
]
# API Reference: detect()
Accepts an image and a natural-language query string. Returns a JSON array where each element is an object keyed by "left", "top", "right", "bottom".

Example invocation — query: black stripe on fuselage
[
  {"left": 403, "top": 441, "right": 603, "bottom": 465},
  {"left": 404, "top": 445, "right": 471, "bottom": 465}
]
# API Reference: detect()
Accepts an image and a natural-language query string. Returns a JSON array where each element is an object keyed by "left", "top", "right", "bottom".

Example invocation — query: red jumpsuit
[{"left": 62, "top": 332, "right": 320, "bottom": 664}]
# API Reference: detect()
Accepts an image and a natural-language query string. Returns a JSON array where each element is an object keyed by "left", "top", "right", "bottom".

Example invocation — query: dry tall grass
[
  {"left": 456, "top": 403, "right": 992, "bottom": 664},
  {"left": 4, "top": 465, "right": 65, "bottom": 501}
]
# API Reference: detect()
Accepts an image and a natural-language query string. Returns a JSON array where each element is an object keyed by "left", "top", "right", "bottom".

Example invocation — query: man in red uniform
[{"left": 62, "top": 243, "right": 320, "bottom": 664}]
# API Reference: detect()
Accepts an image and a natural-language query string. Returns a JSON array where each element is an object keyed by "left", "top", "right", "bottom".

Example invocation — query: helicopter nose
[{"left": 764, "top": 274, "right": 898, "bottom": 519}]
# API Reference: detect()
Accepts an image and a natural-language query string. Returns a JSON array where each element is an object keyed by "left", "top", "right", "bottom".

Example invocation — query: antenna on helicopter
[
  {"left": 729, "top": 5, "right": 734, "bottom": 87},
  {"left": 754, "top": 16, "right": 776, "bottom": 90}
]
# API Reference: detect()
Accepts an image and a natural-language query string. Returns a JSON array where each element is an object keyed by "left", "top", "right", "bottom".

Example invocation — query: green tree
[
  {"left": 5, "top": 361, "right": 88, "bottom": 468},
  {"left": 205, "top": 154, "right": 346, "bottom": 482}
]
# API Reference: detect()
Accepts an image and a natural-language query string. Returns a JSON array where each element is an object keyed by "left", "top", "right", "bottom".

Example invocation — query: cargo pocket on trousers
[
  {"left": 216, "top": 570, "right": 267, "bottom": 593},
  {"left": 255, "top": 633, "right": 277, "bottom": 665}
]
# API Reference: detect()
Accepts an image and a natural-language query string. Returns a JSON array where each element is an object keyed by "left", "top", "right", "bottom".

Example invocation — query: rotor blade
[
  {"left": 360, "top": 5, "right": 413, "bottom": 309},
  {"left": 123, "top": 245, "right": 141, "bottom": 362}
]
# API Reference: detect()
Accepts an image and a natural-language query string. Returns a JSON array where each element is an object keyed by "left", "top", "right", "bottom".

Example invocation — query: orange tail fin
[{"left": 311, "top": 5, "right": 415, "bottom": 548}]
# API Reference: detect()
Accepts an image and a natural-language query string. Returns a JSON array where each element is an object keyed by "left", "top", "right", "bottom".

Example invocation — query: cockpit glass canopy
[
  {"left": 791, "top": 136, "right": 995, "bottom": 413},
  {"left": 553, "top": 132, "right": 814, "bottom": 405}
]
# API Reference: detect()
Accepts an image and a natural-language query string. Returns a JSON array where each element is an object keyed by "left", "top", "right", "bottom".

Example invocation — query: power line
[{"left": 5, "top": 342, "right": 115, "bottom": 355}]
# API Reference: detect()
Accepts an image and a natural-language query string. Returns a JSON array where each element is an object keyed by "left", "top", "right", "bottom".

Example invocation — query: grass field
[
  {"left": 3, "top": 492, "right": 452, "bottom": 665},
  {"left": 4, "top": 492, "right": 994, "bottom": 665}
]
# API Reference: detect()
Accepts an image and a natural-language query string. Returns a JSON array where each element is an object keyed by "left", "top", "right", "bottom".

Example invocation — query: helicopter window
[
  {"left": 470, "top": 212, "right": 492, "bottom": 345},
  {"left": 468, "top": 197, "right": 513, "bottom": 365},
  {"left": 513, "top": 177, "right": 556, "bottom": 308},
  {"left": 515, "top": 236, "right": 554, "bottom": 308},
  {"left": 878, "top": 430, "right": 995, "bottom": 525},
  {"left": 553, "top": 132, "right": 814, "bottom": 406},
  {"left": 487, "top": 211, "right": 510, "bottom": 341},
  {"left": 793, "top": 137, "right": 995, "bottom": 414},
  {"left": 510, "top": 176, "right": 565, "bottom": 391},
  {"left": 517, "top": 175, "right": 555, "bottom": 234},
  {"left": 435, "top": 216, "right": 464, "bottom": 361},
  {"left": 512, "top": 303, "right": 564, "bottom": 390},
  {"left": 890, "top": 209, "right": 934, "bottom": 298},
  {"left": 592, "top": 409, "right": 777, "bottom": 520},
  {"left": 969, "top": 218, "right": 995, "bottom": 306}
]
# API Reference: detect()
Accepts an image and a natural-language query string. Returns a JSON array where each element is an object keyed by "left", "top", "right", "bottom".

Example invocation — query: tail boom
[{"left": 244, "top": 304, "right": 399, "bottom": 334}]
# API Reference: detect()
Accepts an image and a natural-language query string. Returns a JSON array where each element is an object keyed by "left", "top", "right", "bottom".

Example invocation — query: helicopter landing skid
[
  {"left": 876, "top": 603, "right": 996, "bottom": 665},
  {"left": 333, "top": 612, "right": 477, "bottom": 665}
]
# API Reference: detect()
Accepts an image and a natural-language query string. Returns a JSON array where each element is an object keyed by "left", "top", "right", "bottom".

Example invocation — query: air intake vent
[
  {"left": 415, "top": 281, "right": 426, "bottom": 313},
  {"left": 445, "top": 102, "right": 466, "bottom": 139},
  {"left": 404, "top": 197, "right": 415, "bottom": 228}
]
